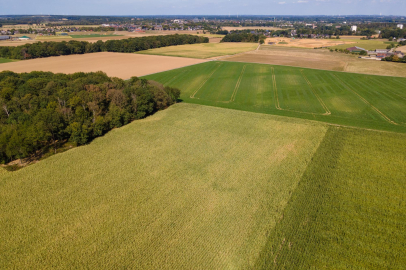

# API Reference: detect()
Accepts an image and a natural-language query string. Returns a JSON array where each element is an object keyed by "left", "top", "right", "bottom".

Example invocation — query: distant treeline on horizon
[{"left": 0, "top": 34, "right": 209, "bottom": 60}]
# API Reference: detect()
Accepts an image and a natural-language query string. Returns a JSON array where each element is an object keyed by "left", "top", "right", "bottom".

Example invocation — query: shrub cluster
[
  {"left": 0, "top": 71, "right": 181, "bottom": 163},
  {"left": 0, "top": 34, "right": 209, "bottom": 60}
]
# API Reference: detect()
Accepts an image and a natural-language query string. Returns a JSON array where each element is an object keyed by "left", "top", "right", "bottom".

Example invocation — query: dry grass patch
[
  {"left": 137, "top": 43, "right": 258, "bottom": 59},
  {"left": 225, "top": 46, "right": 406, "bottom": 77}
]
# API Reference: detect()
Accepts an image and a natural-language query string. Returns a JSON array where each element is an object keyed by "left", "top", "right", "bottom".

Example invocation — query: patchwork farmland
[
  {"left": 144, "top": 61, "right": 406, "bottom": 132},
  {"left": 1, "top": 104, "right": 405, "bottom": 269}
]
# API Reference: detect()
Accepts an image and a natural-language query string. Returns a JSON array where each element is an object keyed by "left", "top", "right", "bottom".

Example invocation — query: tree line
[
  {"left": 0, "top": 34, "right": 209, "bottom": 60},
  {"left": 221, "top": 33, "right": 265, "bottom": 43},
  {"left": 0, "top": 71, "right": 181, "bottom": 164}
]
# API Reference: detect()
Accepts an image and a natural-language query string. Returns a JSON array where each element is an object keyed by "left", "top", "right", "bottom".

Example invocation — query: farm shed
[
  {"left": 18, "top": 36, "right": 31, "bottom": 40},
  {"left": 0, "top": 35, "right": 10, "bottom": 40},
  {"left": 346, "top": 46, "right": 366, "bottom": 53}
]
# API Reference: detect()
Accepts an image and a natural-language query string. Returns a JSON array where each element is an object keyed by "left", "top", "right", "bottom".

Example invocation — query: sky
[{"left": 1, "top": 0, "right": 406, "bottom": 16}]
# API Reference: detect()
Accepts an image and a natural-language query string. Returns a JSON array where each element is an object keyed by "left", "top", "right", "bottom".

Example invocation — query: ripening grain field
[
  {"left": 143, "top": 61, "right": 406, "bottom": 132},
  {"left": 0, "top": 104, "right": 327, "bottom": 269}
]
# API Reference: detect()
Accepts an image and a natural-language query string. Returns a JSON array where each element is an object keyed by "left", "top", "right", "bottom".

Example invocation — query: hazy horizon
[{"left": 1, "top": 0, "right": 405, "bottom": 17}]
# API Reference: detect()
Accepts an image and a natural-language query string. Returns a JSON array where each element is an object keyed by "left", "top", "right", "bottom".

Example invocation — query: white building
[
  {"left": 351, "top": 25, "right": 357, "bottom": 32},
  {"left": 397, "top": 24, "right": 404, "bottom": 29}
]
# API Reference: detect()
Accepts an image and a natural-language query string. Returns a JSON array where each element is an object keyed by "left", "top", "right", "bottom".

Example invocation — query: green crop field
[
  {"left": 327, "top": 39, "right": 397, "bottom": 50},
  {"left": 0, "top": 104, "right": 328, "bottom": 269},
  {"left": 137, "top": 43, "right": 258, "bottom": 59},
  {"left": 143, "top": 61, "right": 406, "bottom": 132},
  {"left": 256, "top": 127, "right": 406, "bottom": 269}
]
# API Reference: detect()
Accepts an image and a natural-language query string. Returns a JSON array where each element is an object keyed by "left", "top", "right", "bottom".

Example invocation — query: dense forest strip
[
  {"left": 0, "top": 34, "right": 209, "bottom": 60},
  {"left": 221, "top": 33, "right": 266, "bottom": 43},
  {"left": 0, "top": 70, "right": 181, "bottom": 165}
]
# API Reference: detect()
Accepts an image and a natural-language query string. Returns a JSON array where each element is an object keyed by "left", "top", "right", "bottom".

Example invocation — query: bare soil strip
[
  {"left": 331, "top": 74, "right": 398, "bottom": 125},
  {"left": 300, "top": 70, "right": 331, "bottom": 115},
  {"left": 0, "top": 52, "right": 207, "bottom": 79}
]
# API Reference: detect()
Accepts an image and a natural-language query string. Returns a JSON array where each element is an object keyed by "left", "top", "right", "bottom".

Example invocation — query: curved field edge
[
  {"left": 255, "top": 127, "right": 406, "bottom": 269},
  {"left": 0, "top": 103, "right": 327, "bottom": 269}
]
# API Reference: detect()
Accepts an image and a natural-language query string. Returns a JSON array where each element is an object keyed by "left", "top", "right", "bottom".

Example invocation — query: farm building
[
  {"left": 18, "top": 36, "right": 31, "bottom": 40},
  {"left": 346, "top": 46, "right": 366, "bottom": 53},
  {"left": 0, "top": 35, "right": 10, "bottom": 40},
  {"left": 351, "top": 25, "right": 357, "bottom": 32},
  {"left": 397, "top": 24, "right": 404, "bottom": 29}
]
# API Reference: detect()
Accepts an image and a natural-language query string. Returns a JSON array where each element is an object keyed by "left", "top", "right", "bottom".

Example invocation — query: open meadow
[
  {"left": 137, "top": 43, "right": 258, "bottom": 59},
  {"left": 0, "top": 52, "right": 207, "bottom": 79},
  {"left": 0, "top": 103, "right": 328, "bottom": 269},
  {"left": 225, "top": 45, "right": 406, "bottom": 77},
  {"left": 144, "top": 61, "right": 406, "bottom": 132}
]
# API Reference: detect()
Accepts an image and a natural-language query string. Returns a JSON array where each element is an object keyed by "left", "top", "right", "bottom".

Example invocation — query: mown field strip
[
  {"left": 190, "top": 63, "right": 223, "bottom": 98},
  {"left": 331, "top": 74, "right": 398, "bottom": 125},
  {"left": 229, "top": 65, "right": 247, "bottom": 102},
  {"left": 300, "top": 70, "right": 331, "bottom": 115},
  {"left": 255, "top": 127, "right": 406, "bottom": 269}
]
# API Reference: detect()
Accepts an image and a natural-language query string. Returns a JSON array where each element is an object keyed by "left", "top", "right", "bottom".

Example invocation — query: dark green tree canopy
[{"left": 0, "top": 71, "right": 181, "bottom": 164}]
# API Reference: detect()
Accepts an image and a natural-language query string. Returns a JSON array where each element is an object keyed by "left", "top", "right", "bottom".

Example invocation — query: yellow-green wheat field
[{"left": 0, "top": 103, "right": 327, "bottom": 269}]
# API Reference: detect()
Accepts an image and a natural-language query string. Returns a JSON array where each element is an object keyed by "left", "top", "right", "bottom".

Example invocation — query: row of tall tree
[
  {"left": 0, "top": 71, "right": 181, "bottom": 164},
  {"left": 221, "top": 33, "right": 265, "bottom": 43},
  {"left": 0, "top": 34, "right": 209, "bottom": 60}
]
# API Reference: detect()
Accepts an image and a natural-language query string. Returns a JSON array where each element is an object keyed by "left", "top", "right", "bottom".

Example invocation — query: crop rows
[{"left": 144, "top": 61, "right": 406, "bottom": 132}]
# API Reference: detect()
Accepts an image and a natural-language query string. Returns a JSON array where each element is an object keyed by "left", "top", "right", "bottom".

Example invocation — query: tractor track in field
[
  {"left": 331, "top": 74, "right": 398, "bottom": 125},
  {"left": 229, "top": 65, "right": 247, "bottom": 103},
  {"left": 190, "top": 63, "right": 223, "bottom": 99},
  {"left": 271, "top": 67, "right": 331, "bottom": 116},
  {"left": 300, "top": 70, "right": 331, "bottom": 115}
]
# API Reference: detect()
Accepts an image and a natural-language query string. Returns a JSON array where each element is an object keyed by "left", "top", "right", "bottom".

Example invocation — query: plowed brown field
[{"left": 0, "top": 52, "right": 207, "bottom": 79}]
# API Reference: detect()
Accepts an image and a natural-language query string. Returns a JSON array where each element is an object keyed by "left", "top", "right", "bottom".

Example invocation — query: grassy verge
[
  {"left": 255, "top": 127, "right": 406, "bottom": 269},
  {"left": 0, "top": 58, "right": 18, "bottom": 64}
]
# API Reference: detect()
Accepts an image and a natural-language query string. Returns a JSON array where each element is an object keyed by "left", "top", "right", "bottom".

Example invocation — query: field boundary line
[
  {"left": 190, "top": 63, "right": 223, "bottom": 99},
  {"left": 331, "top": 74, "right": 398, "bottom": 125},
  {"left": 300, "top": 70, "right": 331, "bottom": 115},
  {"left": 229, "top": 65, "right": 247, "bottom": 102}
]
